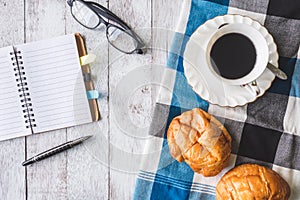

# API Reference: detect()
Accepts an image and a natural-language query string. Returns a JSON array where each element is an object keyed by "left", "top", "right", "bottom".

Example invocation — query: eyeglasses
[{"left": 67, "top": 0, "right": 146, "bottom": 54}]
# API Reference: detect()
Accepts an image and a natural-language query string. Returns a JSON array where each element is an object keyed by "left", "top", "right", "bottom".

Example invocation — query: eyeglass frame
[{"left": 67, "top": 0, "right": 146, "bottom": 54}]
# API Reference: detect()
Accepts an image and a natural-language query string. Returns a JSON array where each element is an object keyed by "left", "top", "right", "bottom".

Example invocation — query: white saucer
[{"left": 183, "top": 14, "right": 279, "bottom": 107}]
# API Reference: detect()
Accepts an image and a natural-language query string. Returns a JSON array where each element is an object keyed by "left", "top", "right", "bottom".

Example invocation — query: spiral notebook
[{"left": 0, "top": 34, "right": 99, "bottom": 141}]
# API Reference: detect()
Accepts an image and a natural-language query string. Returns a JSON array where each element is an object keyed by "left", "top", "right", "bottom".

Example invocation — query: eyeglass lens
[
  {"left": 107, "top": 26, "right": 138, "bottom": 53},
  {"left": 72, "top": 1, "right": 99, "bottom": 28},
  {"left": 71, "top": 0, "right": 143, "bottom": 53}
]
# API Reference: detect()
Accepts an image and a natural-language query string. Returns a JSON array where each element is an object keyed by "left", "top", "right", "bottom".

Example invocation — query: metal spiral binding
[{"left": 10, "top": 50, "right": 36, "bottom": 129}]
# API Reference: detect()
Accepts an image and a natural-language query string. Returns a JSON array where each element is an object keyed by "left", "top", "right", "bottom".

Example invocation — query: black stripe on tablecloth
[
  {"left": 264, "top": 16, "right": 300, "bottom": 58},
  {"left": 246, "top": 92, "right": 289, "bottom": 132},
  {"left": 148, "top": 103, "right": 190, "bottom": 138},
  {"left": 148, "top": 103, "right": 171, "bottom": 138},
  {"left": 274, "top": 132, "right": 300, "bottom": 170},
  {"left": 235, "top": 155, "right": 274, "bottom": 168},
  {"left": 266, "top": 0, "right": 300, "bottom": 20},
  {"left": 268, "top": 57, "right": 297, "bottom": 95},
  {"left": 237, "top": 123, "right": 283, "bottom": 163},
  {"left": 229, "top": 0, "right": 269, "bottom": 14},
  {"left": 223, "top": 119, "right": 245, "bottom": 154}
]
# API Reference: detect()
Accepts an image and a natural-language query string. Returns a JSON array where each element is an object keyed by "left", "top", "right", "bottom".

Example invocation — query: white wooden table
[{"left": 0, "top": 0, "right": 182, "bottom": 199}]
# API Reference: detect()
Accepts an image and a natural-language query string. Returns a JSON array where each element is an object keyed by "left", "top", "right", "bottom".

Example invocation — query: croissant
[{"left": 167, "top": 108, "right": 232, "bottom": 176}]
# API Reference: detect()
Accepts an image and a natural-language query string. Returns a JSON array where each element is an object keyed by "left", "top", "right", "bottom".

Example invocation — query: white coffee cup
[{"left": 206, "top": 23, "right": 269, "bottom": 95}]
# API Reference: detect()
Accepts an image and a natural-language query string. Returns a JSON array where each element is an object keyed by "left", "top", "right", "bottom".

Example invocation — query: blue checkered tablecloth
[{"left": 133, "top": 0, "right": 300, "bottom": 199}]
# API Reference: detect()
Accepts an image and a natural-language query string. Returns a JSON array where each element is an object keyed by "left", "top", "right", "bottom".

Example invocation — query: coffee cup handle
[{"left": 241, "top": 81, "right": 260, "bottom": 96}]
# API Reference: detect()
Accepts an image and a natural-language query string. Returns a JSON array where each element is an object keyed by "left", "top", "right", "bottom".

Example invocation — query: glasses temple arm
[
  {"left": 86, "top": 1, "right": 146, "bottom": 49},
  {"left": 87, "top": 2, "right": 131, "bottom": 29},
  {"left": 89, "top": 3, "right": 145, "bottom": 43}
]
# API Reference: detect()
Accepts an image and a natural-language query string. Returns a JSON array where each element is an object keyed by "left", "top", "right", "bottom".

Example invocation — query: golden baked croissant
[
  {"left": 216, "top": 164, "right": 291, "bottom": 200},
  {"left": 167, "top": 108, "right": 232, "bottom": 177}
]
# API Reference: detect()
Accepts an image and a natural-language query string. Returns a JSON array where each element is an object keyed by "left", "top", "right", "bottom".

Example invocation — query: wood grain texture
[
  {"left": 0, "top": 0, "right": 183, "bottom": 199},
  {"left": 65, "top": 0, "right": 109, "bottom": 199},
  {"left": 25, "top": 0, "right": 68, "bottom": 199},
  {"left": 0, "top": 1, "right": 26, "bottom": 200},
  {"left": 108, "top": 0, "right": 152, "bottom": 199},
  {"left": 151, "top": 0, "right": 182, "bottom": 101}
]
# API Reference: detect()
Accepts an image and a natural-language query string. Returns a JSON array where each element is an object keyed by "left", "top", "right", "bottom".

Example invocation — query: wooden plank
[
  {"left": 108, "top": 0, "right": 152, "bottom": 199},
  {"left": 65, "top": 0, "right": 109, "bottom": 199},
  {"left": 24, "top": 1, "right": 68, "bottom": 199},
  {"left": 152, "top": 0, "right": 183, "bottom": 60},
  {"left": 0, "top": 0, "right": 184, "bottom": 199},
  {"left": 151, "top": 0, "right": 183, "bottom": 100},
  {"left": 0, "top": 1, "right": 26, "bottom": 200}
]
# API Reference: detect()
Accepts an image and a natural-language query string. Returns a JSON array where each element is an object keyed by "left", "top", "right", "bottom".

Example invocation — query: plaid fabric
[{"left": 133, "top": 0, "right": 300, "bottom": 199}]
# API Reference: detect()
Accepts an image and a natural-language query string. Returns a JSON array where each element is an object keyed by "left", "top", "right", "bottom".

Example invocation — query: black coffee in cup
[{"left": 210, "top": 33, "right": 256, "bottom": 79}]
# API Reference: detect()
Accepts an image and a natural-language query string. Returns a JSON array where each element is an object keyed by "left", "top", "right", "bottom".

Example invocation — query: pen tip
[
  {"left": 82, "top": 135, "right": 93, "bottom": 141},
  {"left": 22, "top": 159, "right": 34, "bottom": 166}
]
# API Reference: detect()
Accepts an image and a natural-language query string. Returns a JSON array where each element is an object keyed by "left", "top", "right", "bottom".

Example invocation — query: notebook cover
[{"left": 75, "top": 33, "right": 100, "bottom": 121}]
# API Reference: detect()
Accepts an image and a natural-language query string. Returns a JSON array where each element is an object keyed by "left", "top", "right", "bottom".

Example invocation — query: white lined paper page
[
  {"left": 0, "top": 46, "right": 31, "bottom": 141},
  {"left": 16, "top": 35, "right": 92, "bottom": 133}
]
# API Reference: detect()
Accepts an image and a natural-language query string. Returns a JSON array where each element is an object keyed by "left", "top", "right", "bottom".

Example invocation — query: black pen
[{"left": 22, "top": 135, "right": 92, "bottom": 166}]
